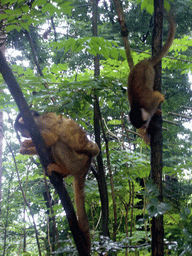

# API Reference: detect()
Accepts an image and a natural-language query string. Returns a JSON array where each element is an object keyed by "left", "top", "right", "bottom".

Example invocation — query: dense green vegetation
[{"left": 0, "top": 0, "right": 192, "bottom": 255}]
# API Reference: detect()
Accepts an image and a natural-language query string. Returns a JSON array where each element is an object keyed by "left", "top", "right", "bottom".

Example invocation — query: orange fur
[
  {"left": 16, "top": 112, "right": 100, "bottom": 255},
  {"left": 128, "top": 13, "right": 175, "bottom": 143}
]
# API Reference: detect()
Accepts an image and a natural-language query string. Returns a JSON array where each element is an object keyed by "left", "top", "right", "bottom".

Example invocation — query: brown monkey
[
  {"left": 128, "top": 14, "right": 175, "bottom": 142},
  {"left": 15, "top": 111, "right": 100, "bottom": 255}
]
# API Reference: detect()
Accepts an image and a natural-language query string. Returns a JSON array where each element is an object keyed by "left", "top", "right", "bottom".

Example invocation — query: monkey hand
[
  {"left": 20, "top": 139, "right": 34, "bottom": 148},
  {"left": 138, "top": 128, "right": 150, "bottom": 145},
  {"left": 153, "top": 91, "right": 165, "bottom": 104},
  {"left": 155, "top": 109, "right": 163, "bottom": 116},
  {"left": 19, "top": 139, "right": 38, "bottom": 155}
]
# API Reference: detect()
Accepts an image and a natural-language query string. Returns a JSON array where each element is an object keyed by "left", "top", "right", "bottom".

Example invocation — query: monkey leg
[
  {"left": 46, "top": 163, "right": 71, "bottom": 177},
  {"left": 47, "top": 163, "right": 63, "bottom": 176},
  {"left": 20, "top": 146, "right": 38, "bottom": 155},
  {"left": 40, "top": 130, "right": 59, "bottom": 147}
]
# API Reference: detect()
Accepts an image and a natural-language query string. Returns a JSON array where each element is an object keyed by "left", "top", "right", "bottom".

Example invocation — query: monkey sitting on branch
[
  {"left": 15, "top": 111, "right": 100, "bottom": 255},
  {"left": 127, "top": 13, "right": 175, "bottom": 143}
]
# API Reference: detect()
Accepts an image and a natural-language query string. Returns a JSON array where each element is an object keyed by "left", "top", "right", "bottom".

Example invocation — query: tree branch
[
  {"left": 112, "top": 0, "right": 134, "bottom": 69},
  {"left": 0, "top": 50, "right": 89, "bottom": 256}
]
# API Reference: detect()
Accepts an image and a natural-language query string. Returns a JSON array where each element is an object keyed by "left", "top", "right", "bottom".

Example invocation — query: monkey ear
[{"left": 141, "top": 108, "right": 149, "bottom": 121}]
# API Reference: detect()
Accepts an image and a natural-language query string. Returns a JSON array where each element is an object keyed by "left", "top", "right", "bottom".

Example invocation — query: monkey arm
[
  {"left": 19, "top": 131, "right": 66, "bottom": 176},
  {"left": 145, "top": 91, "right": 165, "bottom": 114},
  {"left": 20, "top": 139, "right": 37, "bottom": 155},
  {"left": 19, "top": 130, "right": 59, "bottom": 155}
]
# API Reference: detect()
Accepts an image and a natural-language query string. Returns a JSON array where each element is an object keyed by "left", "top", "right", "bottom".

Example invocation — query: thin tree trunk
[
  {"left": 130, "top": 182, "right": 134, "bottom": 244},
  {"left": 6, "top": 139, "right": 42, "bottom": 256},
  {"left": 0, "top": 4, "right": 6, "bottom": 212},
  {"left": 151, "top": 1, "right": 164, "bottom": 255},
  {"left": 23, "top": 203, "right": 26, "bottom": 252},
  {"left": 3, "top": 171, "right": 14, "bottom": 256},
  {"left": 0, "top": 111, "right": 3, "bottom": 211},
  {"left": 97, "top": 102, "right": 117, "bottom": 241},
  {"left": 92, "top": 0, "right": 110, "bottom": 239},
  {"left": 25, "top": 30, "right": 44, "bottom": 77},
  {"left": 25, "top": 30, "right": 56, "bottom": 103},
  {"left": 51, "top": 16, "right": 57, "bottom": 42},
  {"left": 94, "top": 97, "right": 109, "bottom": 238},
  {"left": 23, "top": 168, "right": 29, "bottom": 253}
]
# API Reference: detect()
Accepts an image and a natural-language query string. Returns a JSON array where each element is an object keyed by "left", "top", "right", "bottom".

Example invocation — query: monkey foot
[{"left": 47, "top": 163, "right": 62, "bottom": 176}]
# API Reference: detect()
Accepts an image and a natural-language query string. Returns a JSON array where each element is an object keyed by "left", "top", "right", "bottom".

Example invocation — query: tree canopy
[{"left": 0, "top": 0, "right": 192, "bottom": 255}]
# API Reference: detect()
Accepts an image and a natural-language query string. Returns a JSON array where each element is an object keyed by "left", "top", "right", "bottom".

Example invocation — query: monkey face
[
  {"left": 14, "top": 111, "right": 41, "bottom": 138},
  {"left": 129, "top": 107, "right": 149, "bottom": 129}
]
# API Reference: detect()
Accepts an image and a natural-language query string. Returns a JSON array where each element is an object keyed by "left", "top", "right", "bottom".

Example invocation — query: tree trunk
[
  {"left": 92, "top": 0, "right": 110, "bottom": 239},
  {"left": 151, "top": 1, "right": 164, "bottom": 255},
  {"left": 0, "top": 4, "right": 6, "bottom": 211},
  {"left": 0, "top": 111, "right": 3, "bottom": 211}
]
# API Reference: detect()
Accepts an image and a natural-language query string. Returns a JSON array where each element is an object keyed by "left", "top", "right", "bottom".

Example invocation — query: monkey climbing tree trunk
[
  {"left": 0, "top": 51, "right": 89, "bottom": 256},
  {"left": 151, "top": 1, "right": 164, "bottom": 255}
]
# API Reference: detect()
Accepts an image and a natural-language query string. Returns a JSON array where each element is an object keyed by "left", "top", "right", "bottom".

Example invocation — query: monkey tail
[
  {"left": 151, "top": 13, "right": 176, "bottom": 66},
  {"left": 73, "top": 175, "right": 91, "bottom": 255}
]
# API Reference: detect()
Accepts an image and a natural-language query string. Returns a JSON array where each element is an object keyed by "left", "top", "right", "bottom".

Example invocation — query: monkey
[
  {"left": 128, "top": 13, "right": 175, "bottom": 143},
  {"left": 14, "top": 111, "right": 100, "bottom": 255}
]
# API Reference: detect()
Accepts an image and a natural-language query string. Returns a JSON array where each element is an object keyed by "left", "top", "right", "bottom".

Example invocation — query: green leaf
[
  {"left": 6, "top": 25, "right": 21, "bottom": 32},
  {"left": 87, "top": 48, "right": 97, "bottom": 56},
  {"left": 107, "top": 119, "right": 121, "bottom": 125},
  {"left": 2, "top": 0, "right": 17, "bottom": 3},
  {"left": 33, "top": 0, "right": 47, "bottom": 7},
  {"left": 107, "top": 100, "right": 113, "bottom": 109},
  {"left": 0, "top": 14, "right": 8, "bottom": 20},
  {"left": 110, "top": 48, "right": 118, "bottom": 60},
  {"left": 42, "top": 3, "right": 57, "bottom": 16},
  {"left": 64, "top": 38, "right": 75, "bottom": 53},
  {"left": 146, "top": 4, "right": 154, "bottom": 14},
  {"left": 19, "top": 21, "right": 30, "bottom": 31},
  {"left": 140, "top": 0, "right": 154, "bottom": 14},
  {"left": 101, "top": 46, "right": 110, "bottom": 60},
  {"left": 141, "top": 0, "right": 148, "bottom": 10},
  {"left": 11, "top": 7, "right": 23, "bottom": 15},
  {"left": 58, "top": 1, "right": 73, "bottom": 15},
  {"left": 21, "top": 5, "right": 30, "bottom": 13},
  {"left": 164, "top": 0, "right": 170, "bottom": 11}
]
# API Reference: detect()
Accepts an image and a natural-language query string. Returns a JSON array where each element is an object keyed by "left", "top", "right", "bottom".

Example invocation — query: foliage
[{"left": 0, "top": 0, "right": 192, "bottom": 255}]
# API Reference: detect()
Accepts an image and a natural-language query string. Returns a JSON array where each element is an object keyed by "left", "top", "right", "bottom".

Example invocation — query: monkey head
[
  {"left": 129, "top": 106, "right": 150, "bottom": 129},
  {"left": 14, "top": 110, "right": 41, "bottom": 138}
]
